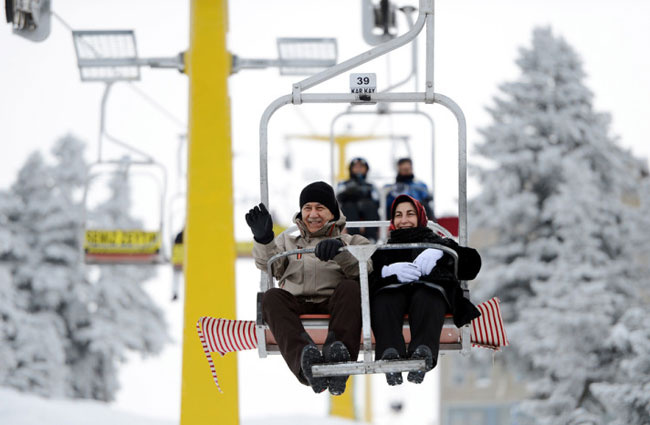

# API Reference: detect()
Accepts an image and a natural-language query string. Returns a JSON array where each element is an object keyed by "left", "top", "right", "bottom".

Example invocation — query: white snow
[
  {"left": 0, "top": 387, "right": 365, "bottom": 425},
  {"left": 0, "top": 387, "right": 176, "bottom": 425}
]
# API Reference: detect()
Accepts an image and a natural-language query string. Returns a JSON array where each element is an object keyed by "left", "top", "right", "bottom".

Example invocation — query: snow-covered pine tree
[
  {"left": 590, "top": 170, "right": 650, "bottom": 425},
  {"left": 0, "top": 153, "right": 68, "bottom": 397},
  {"left": 0, "top": 136, "right": 168, "bottom": 401},
  {"left": 469, "top": 27, "right": 650, "bottom": 424}
]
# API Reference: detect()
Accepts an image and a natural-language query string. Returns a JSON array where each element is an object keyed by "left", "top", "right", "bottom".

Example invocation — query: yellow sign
[
  {"left": 84, "top": 230, "right": 161, "bottom": 254},
  {"left": 172, "top": 243, "right": 184, "bottom": 268}
]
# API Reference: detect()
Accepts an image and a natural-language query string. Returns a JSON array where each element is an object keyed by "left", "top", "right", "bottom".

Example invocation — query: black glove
[
  {"left": 314, "top": 238, "right": 344, "bottom": 261},
  {"left": 245, "top": 203, "right": 274, "bottom": 244}
]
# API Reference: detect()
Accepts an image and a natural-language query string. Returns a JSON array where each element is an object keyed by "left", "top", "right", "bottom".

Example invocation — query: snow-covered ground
[
  {"left": 0, "top": 387, "right": 176, "bottom": 425},
  {"left": 0, "top": 387, "right": 364, "bottom": 425}
]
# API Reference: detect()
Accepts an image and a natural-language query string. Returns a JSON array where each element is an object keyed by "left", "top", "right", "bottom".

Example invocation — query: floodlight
[
  {"left": 232, "top": 37, "right": 337, "bottom": 76},
  {"left": 72, "top": 30, "right": 140, "bottom": 82},
  {"left": 276, "top": 38, "right": 337, "bottom": 76},
  {"left": 5, "top": 0, "right": 51, "bottom": 42}
]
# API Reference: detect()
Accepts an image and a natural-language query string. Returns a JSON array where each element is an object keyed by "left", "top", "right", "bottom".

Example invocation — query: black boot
[
  {"left": 407, "top": 345, "right": 434, "bottom": 384},
  {"left": 380, "top": 348, "right": 403, "bottom": 386},
  {"left": 300, "top": 344, "right": 328, "bottom": 393},
  {"left": 322, "top": 341, "right": 350, "bottom": 396}
]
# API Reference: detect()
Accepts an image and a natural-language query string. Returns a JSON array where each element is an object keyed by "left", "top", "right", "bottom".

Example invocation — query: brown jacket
[{"left": 252, "top": 211, "right": 372, "bottom": 303}]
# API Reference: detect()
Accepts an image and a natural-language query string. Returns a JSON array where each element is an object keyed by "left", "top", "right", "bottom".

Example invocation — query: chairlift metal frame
[
  {"left": 256, "top": 0, "right": 470, "bottom": 376},
  {"left": 80, "top": 81, "right": 168, "bottom": 265}
]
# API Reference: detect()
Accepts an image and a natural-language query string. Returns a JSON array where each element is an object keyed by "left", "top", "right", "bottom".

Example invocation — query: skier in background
[
  {"left": 336, "top": 157, "right": 380, "bottom": 242},
  {"left": 384, "top": 157, "right": 435, "bottom": 220}
]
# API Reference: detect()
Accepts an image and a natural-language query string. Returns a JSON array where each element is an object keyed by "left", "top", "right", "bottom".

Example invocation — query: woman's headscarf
[{"left": 388, "top": 194, "right": 428, "bottom": 231}]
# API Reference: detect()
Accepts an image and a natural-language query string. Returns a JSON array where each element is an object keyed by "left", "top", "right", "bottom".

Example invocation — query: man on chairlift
[
  {"left": 246, "top": 181, "right": 372, "bottom": 396},
  {"left": 384, "top": 157, "right": 435, "bottom": 220},
  {"left": 336, "top": 157, "right": 381, "bottom": 242}
]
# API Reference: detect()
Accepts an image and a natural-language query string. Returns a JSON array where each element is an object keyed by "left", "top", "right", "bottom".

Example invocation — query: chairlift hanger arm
[
  {"left": 98, "top": 82, "right": 156, "bottom": 163},
  {"left": 381, "top": 6, "right": 419, "bottom": 94},
  {"left": 292, "top": 0, "right": 430, "bottom": 97}
]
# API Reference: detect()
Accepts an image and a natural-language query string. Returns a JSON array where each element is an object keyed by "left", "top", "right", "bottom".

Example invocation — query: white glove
[
  {"left": 413, "top": 248, "right": 444, "bottom": 275},
  {"left": 381, "top": 262, "right": 422, "bottom": 283}
]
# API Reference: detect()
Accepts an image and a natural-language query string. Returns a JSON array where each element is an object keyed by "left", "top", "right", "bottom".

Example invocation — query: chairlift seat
[{"left": 263, "top": 313, "right": 461, "bottom": 352}]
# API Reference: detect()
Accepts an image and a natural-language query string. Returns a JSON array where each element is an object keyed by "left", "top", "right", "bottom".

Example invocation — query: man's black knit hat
[{"left": 299, "top": 181, "right": 340, "bottom": 220}]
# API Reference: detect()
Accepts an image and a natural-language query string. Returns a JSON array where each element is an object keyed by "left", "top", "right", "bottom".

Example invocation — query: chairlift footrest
[{"left": 311, "top": 358, "right": 426, "bottom": 377}]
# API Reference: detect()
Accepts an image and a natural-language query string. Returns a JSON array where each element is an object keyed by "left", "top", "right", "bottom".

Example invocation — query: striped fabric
[
  {"left": 196, "top": 317, "right": 258, "bottom": 392},
  {"left": 471, "top": 297, "right": 509, "bottom": 350},
  {"left": 196, "top": 297, "right": 508, "bottom": 390}
]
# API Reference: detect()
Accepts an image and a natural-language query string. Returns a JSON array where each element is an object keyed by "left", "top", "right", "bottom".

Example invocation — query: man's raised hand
[{"left": 245, "top": 203, "right": 274, "bottom": 244}]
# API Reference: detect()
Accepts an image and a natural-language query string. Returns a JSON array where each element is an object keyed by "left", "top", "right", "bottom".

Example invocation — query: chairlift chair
[
  {"left": 254, "top": 0, "right": 471, "bottom": 378},
  {"left": 256, "top": 220, "right": 466, "bottom": 360},
  {"left": 82, "top": 159, "right": 168, "bottom": 265},
  {"left": 80, "top": 79, "right": 169, "bottom": 265}
]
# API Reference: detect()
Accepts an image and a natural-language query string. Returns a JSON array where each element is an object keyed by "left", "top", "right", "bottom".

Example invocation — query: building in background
[{"left": 439, "top": 354, "right": 527, "bottom": 425}]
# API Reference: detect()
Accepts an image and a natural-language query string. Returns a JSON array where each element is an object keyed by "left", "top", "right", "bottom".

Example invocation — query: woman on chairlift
[{"left": 369, "top": 194, "right": 482, "bottom": 386}]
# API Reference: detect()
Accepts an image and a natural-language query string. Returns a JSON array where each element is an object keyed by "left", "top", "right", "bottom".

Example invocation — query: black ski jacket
[{"left": 369, "top": 226, "right": 482, "bottom": 327}]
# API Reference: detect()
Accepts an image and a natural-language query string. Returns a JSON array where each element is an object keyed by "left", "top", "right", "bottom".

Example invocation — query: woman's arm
[{"left": 437, "top": 238, "right": 482, "bottom": 280}]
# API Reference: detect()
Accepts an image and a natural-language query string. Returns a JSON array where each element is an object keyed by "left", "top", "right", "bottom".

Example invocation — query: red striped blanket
[{"left": 197, "top": 297, "right": 508, "bottom": 391}]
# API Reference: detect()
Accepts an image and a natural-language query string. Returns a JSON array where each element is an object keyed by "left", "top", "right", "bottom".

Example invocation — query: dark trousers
[
  {"left": 370, "top": 285, "right": 448, "bottom": 365},
  {"left": 261, "top": 279, "right": 361, "bottom": 385},
  {"left": 340, "top": 199, "right": 379, "bottom": 240}
]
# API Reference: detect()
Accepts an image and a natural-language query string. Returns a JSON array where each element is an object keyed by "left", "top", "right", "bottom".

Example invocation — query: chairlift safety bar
[{"left": 263, "top": 242, "right": 459, "bottom": 292}]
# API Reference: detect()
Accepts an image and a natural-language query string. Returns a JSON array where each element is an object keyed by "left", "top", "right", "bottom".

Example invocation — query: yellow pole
[
  {"left": 364, "top": 375, "right": 372, "bottom": 422},
  {"left": 181, "top": 1, "right": 238, "bottom": 425},
  {"left": 285, "top": 134, "right": 396, "bottom": 183},
  {"left": 329, "top": 377, "right": 356, "bottom": 419},
  {"left": 336, "top": 138, "right": 349, "bottom": 182}
]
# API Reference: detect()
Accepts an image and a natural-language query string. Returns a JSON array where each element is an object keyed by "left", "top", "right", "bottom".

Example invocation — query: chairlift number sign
[{"left": 350, "top": 73, "right": 376, "bottom": 94}]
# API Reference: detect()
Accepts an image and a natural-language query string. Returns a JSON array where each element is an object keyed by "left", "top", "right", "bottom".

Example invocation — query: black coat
[{"left": 370, "top": 227, "right": 482, "bottom": 327}]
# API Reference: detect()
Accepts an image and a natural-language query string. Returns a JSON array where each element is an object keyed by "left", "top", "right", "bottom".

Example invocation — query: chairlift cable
[
  {"left": 293, "top": 106, "right": 317, "bottom": 135},
  {"left": 50, "top": 10, "right": 72, "bottom": 32},
  {"left": 126, "top": 83, "right": 186, "bottom": 129}
]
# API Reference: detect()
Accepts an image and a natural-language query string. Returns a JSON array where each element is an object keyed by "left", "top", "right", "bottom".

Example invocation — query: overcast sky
[
  {"left": 2, "top": 0, "right": 650, "bottom": 219},
  {"left": 2, "top": 0, "right": 650, "bottom": 422}
]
